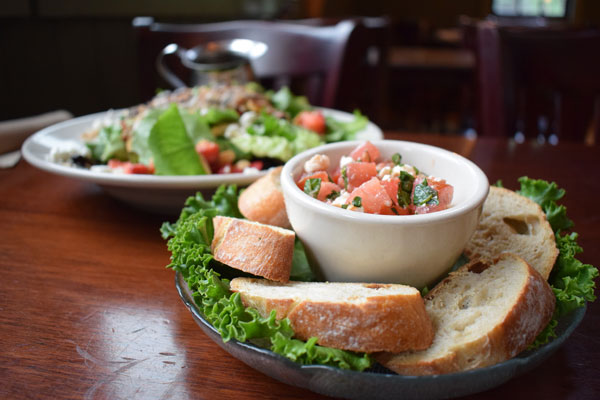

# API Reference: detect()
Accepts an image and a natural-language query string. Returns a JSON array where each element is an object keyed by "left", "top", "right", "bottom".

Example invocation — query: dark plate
[{"left": 175, "top": 272, "right": 585, "bottom": 400}]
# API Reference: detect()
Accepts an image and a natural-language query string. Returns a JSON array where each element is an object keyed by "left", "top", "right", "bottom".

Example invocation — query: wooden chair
[
  {"left": 474, "top": 21, "right": 600, "bottom": 144},
  {"left": 132, "top": 17, "right": 389, "bottom": 118}
]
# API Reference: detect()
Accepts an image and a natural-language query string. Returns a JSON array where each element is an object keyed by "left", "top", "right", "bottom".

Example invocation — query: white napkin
[{"left": 0, "top": 150, "right": 21, "bottom": 168}]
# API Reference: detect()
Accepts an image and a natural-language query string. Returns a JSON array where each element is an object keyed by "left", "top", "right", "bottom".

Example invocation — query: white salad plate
[{"left": 21, "top": 108, "right": 382, "bottom": 214}]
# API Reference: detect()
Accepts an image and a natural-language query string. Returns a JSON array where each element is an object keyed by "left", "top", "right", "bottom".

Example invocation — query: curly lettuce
[
  {"left": 516, "top": 177, "right": 598, "bottom": 346},
  {"left": 161, "top": 185, "right": 371, "bottom": 371}
]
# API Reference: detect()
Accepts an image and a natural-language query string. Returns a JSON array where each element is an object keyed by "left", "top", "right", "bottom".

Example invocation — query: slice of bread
[
  {"left": 211, "top": 216, "right": 295, "bottom": 282},
  {"left": 464, "top": 186, "right": 558, "bottom": 279},
  {"left": 229, "top": 277, "right": 434, "bottom": 353},
  {"left": 238, "top": 166, "right": 291, "bottom": 229},
  {"left": 376, "top": 253, "right": 555, "bottom": 375}
]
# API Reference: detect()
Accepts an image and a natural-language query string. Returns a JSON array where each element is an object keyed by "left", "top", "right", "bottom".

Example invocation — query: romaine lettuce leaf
[
  {"left": 324, "top": 110, "right": 368, "bottom": 143},
  {"left": 131, "top": 109, "right": 162, "bottom": 165},
  {"left": 87, "top": 125, "right": 128, "bottom": 162},
  {"left": 148, "top": 104, "right": 208, "bottom": 175},
  {"left": 269, "top": 87, "right": 310, "bottom": 118},
  {"left": 162, "top": 185, "right": 372, "bottom": 371},
  {"left": 201, "top": 108, "right": 239, "bottom": 125},
  {"left": 231, "top": 135, "right": 293, "bottom": 161},
  {"left": 233, "top": 113, "right": 323, "bottom": 162}
]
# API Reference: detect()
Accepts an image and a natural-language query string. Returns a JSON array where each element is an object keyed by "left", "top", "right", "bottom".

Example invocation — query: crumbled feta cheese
[
  {"left": 339, "top": 155, "right": 354, "bottom": 169},
  {"left": 242, "top": 167, "right": 260, "bottom": 174},
  {"left": 391, "top": 164, "right": 416, "bottom": 178},
  {"left": 224, "top": 123, "right": 241, "bottom": 139},
  {"left": 48, "top": 141, "right": 91, "bottom": 166},
  {"left": 304, "top": 154, "right": 330, "bottom": 173},
  {"left": 239, "top": 111, "right": 257, "bottom": 127},
  {"left": 331, "top": 190, "right": 350, "bottom": 207},
  {"left": 378, "top": 165, "right": 391, "bottom": 179},
  {"left": 89, "top": 165, "right": 114, "bottom": 173}
]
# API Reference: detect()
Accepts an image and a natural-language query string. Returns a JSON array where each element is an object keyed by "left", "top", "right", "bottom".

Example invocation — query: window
[{"left": 492, "top": 0, "right": 568, "bottom": 18}]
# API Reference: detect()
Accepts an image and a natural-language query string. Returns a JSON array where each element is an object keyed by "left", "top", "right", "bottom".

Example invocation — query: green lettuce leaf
[
  {"left": 162, "top": 185, "right": 371, "bottom": 371},
  {"left": 87, "top": 125, "right": 128, "bottom": 162},
  {"left": 269, "top": 86, "right": 310, "bottom": 118},
  {"left": 231, "top": 135, "right": 293, "bottom": 161},
  {"left": 131, "top": 109, "right": 162, "bottom": 165},
  {"left": 517, "top": 177, "right": 598, "bottom": 347},
  {"left": 148, "top": 104, "right": 208, "bottom": 175},
  {"left": 324, "top": 110, "right": 368, "bottom": 143},
  {"left": 201, "top": 108, "right": 239, "bottom": 125}
]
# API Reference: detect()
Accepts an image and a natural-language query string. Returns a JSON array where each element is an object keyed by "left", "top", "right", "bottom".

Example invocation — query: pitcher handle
[{"left": 156, "top": 43, "right": 187, "bottom": 88}]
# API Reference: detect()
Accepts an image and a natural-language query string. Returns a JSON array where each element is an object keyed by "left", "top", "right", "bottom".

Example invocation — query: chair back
[
  {"left": 133, "top": 18, "right": 388, "bottom": 112},
  {"left": 475, "top": 21, "right": 600, "bottom": 144}
]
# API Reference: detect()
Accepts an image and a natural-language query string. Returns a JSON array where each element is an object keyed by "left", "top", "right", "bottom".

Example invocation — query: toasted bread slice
[
  {"left": 464, "top": 186, "right": 558, "bottom": 279},
  {"left": 238, "top": 166, "right": 291, "bottom": 229},
  {"left": 230, "top": 278, "right": 434, "bottom": 353},
  {"left": 211, "top": 216, "right": 295, "bottom": 282},
  {"left": 376, "top": 254, "right": 555, "bottom": 375}
]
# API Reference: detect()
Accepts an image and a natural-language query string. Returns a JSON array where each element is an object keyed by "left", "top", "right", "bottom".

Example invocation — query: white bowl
[{"left": 280, "top": 140, "right": 489, "bottom": 288}]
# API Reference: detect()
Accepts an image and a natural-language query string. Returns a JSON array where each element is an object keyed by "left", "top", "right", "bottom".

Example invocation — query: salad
[
  {"left": 297, "top": 141, "right": 453, "bottom": 215},
  {"left": 51, "top": 84, "right": 369, "bottom": 176}
]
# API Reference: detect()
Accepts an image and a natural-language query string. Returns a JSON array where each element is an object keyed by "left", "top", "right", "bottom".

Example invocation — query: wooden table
[{"left": 1, "top": 134, "right": 599, "bottom": 399}]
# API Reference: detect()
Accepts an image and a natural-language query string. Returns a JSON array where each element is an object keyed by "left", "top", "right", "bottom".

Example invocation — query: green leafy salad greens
[
  {"left": 86, "top": 85, "right": 368, "bottom": 175},
  {"left": 499, "top": 177, "right": 598, "bottom": 347},
  {"left": 160, "top": 185, "right": 372, "bottom": 371}
]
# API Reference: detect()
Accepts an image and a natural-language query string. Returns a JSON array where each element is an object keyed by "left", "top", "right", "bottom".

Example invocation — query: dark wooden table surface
[{"left": 1, "top": 134, "right": 599, "bottom": 399}]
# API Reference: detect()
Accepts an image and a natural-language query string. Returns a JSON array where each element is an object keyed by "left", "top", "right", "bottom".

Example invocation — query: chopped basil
[
  {"left": 397, "top": 171, "right": 415, "bottom": 208},
  {"left": 304, "top": 178, "right": 322, "bottom": 198},
  {"left": 400, "top": 171, "right": 414, "bottom": 193},
  {"left": 413, "top": 166, "right": 420, "bottom": 175},
  {"left": 341, "top": 204, "right": 349, "bottom": 209},
  {"left": 341, "top": 166, "right": 348, "bottom": 190},
  {"left": 413, "top": 179, "right": 439, "bottom": 206},
  {"left": 391, "top": 153, "right": 402, "bottom": 166},
  {"left": 326, "top": 190, "right": 340, "bottom": 201},
  {"left": 352, "top": 196, "right": 362, "bottom": 208},
  {"left": 328, "top": 173, "right": 335, "bottom": 183},
  {"left": 391, "top": 207, "right": 400, "bottom": 215}
]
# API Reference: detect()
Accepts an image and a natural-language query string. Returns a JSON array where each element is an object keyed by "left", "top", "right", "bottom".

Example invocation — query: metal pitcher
[{"left": 157, "top": 38, "right": 267, "bottom": 88}]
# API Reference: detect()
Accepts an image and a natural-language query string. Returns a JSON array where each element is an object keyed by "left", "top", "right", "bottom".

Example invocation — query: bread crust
[
  {"left": 230, "top": 278, "right": 434, "bottom": 353},
  {"left": 376, "top": 254, "right": 555, "bottom": 375},
  {"left": 238, "top": 166, "right": 291, "bottom": 229},
  {"left": 211, "top": 216, "right": 295, "bottom": 282},
  {"left": 464, "top": 186, "right": 558, "bottom": 279}
]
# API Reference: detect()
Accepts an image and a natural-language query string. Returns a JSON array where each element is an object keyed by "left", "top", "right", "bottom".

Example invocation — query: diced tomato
[
  {"left": 317, "top": 182, "right": 342, "bottom": 202},
  {"left": 349, "top": 141, "right": 380, "bottom": 163},
  {"left": 293, "top": 110, "right": 326, "bottom": 134},
  {"left": 381, "top": 177, "right": 400, "bottom": 203},
  {"left": 337, "top": 162, "right": 377, "bottom": 191},
  {"left": 331, "top": 166, "right": 341, "bottom": 183},
  {"left": 195, "top": 140, "right": 220, "bottom": 164},
  {"left": 216, "top": 163, "right": 242, "bottom": 174},
  {"left": 410, "top": 176, "right": 454, "bottom": 214},
  {"left": 107, "top": 159, "right": 154, "bottom": 174},
  {"left": 297, "top": 171, "right": 329, "bottom": 190},
  {"left": 249, "top": 160, "right": 264, "bottom": 171},
  {"left": 107, "top": 159, "right": 124, "bottom": 169},
  {"left": 376, "top": 161, "right": 394, "bottom": 172},
  {"left": 348, "top": 177, "right": 393, "bottom": 214},
  {"left": 380, "top": 177, "right": 411, "bottom": 215}
]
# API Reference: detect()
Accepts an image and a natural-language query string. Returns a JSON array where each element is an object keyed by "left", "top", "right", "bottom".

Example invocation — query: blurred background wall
[{"left": 2, "top": 0, "right": 599, "bottom": 132}]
